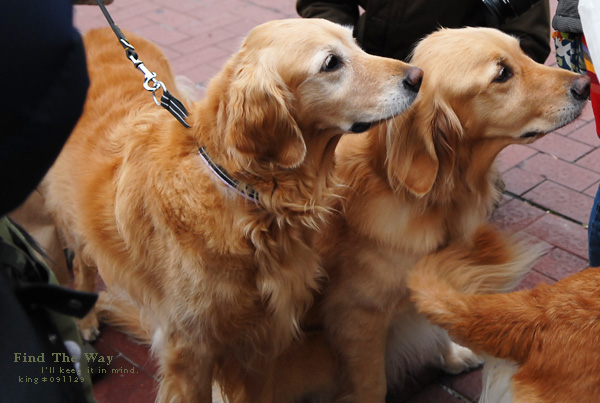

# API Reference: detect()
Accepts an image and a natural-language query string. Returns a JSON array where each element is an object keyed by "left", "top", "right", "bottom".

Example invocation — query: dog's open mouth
[
  {"left": 350, "top": 122, "right": 374, "bottom": 133},
  {"left": 521, "top": 131, "right": 543, "bottom": 139},
  {"left": 350, "top": 116, "right": 397, "bottom": 133},
  {"left": 523, "top": 106, "right": 588, "bottom": 140}
]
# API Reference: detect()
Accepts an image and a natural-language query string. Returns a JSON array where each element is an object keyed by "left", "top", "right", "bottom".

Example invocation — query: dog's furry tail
[
  {"left": 96, "top": 290, "right": 154, "bottom": 345},
  {"left": 407, "top": 224, "right": 546, "bottom": 362}
]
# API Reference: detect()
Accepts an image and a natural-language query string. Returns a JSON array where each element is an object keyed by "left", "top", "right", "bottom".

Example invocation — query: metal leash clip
[
  {"left": 95, "top": 0, "right": 191, "bottom": 128},
  {"left": 119, "top": 39, "right": 166, "bottom": 106},
  {"left": 131, "top": 56, "right": 166, "bottom": 106},
  {"left": 124, "top": 46, "right": 188, "bottom": 124}
]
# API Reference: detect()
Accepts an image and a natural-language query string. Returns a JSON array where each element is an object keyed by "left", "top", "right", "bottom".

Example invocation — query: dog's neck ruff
[{"left": 198, "top": 146, "right": 260, "bottom": 203}]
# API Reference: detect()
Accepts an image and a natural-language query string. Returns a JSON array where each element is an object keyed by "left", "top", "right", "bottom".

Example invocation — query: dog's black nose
[
  {"left": 571, "top": 75, "right": 591, "bottom": 101},
  {"left": 402, "top": 67, "right": 423, "bottom": 93}
]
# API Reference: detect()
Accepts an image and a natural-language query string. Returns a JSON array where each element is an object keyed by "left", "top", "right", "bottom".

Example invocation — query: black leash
[
  {"left": 94, "top": 1, "right": 262, "bottom": 202},
  {"left": 94, "top": 0, "right": 191, "bottom": 128}
]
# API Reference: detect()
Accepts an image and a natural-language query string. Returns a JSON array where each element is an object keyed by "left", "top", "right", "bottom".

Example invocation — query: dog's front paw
[
  {"left": 78, "top": 310, "right": 100, "bottom": 342},
  {"left": 438, "top": 341, "right": 483, "bottom": 374}
]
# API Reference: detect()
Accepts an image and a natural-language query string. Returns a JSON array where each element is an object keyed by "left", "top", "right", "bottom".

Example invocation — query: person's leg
[
  {"left": 582, "top": 35, "right": 600, "bottom": 267},
  {"left": 589, "top": 185, "right": 600, "bottom": 267}
]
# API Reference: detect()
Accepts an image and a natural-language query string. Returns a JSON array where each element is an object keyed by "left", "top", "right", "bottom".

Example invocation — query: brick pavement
[{"left": 72, "top": 0, "right": 599, "bottom": 401}]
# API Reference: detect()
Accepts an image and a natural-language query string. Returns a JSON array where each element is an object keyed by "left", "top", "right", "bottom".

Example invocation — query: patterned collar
[{"left": 198, "top": 146, "right": 259, "bottom": 203}]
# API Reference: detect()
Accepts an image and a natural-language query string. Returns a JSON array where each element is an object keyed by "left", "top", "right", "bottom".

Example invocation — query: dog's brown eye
[
  {"left": 322, "top": 54, "right": 341, "bottom": 72},
  {"left": 494, "top": 65, "right": 513, "bottom": 83}
]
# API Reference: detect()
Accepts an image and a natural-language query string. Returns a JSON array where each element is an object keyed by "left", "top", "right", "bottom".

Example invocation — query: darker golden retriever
[
  {"left": 408, "top": 231, "right": 600, "bottom": 403},
  {"left": 295, "top": 27, "right": 590, "bottom": 402},
  {"left": 42, "top": 18, "right": 421, "bottom": 402}
]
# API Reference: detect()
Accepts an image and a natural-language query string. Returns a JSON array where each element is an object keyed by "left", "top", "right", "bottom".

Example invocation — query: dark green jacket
[
  {"left": 0, "top": 217, "right": 96, "bottom": 403},
  {"left": 297, "top": 0, "right": 551, "bottom": 63}
]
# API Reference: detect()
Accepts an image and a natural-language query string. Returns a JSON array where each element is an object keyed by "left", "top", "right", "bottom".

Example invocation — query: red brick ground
[{"left": 72, "top": 0, "right": 599, "bottom": 401}]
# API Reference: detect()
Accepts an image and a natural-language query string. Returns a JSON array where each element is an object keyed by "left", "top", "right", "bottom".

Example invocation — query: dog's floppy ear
[
  {"left": 386, "top": 117, "right": 439, "bottom": 197},
  {"left": 430, "top": 97, "right": 462, "bottom": 183},
  {"left": 387, "top": 95, "right": 462, "bottom": 197},
  {"left": 224, "top": 57, "right": 306, "bottom": 168}
]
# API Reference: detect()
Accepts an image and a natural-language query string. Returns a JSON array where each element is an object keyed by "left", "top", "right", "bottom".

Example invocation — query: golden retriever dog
[
  {"left": 41, "top": 19, "right": 421, "bottom": 402},
  {"left": 304, "top": 27, "right": 591, "bottom": 402},
  {"left": 408, "top": 230, "right": 600, "bottom": 403}
]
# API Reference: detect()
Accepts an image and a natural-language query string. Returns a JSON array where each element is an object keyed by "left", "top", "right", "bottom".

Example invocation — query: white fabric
[{"left": 579, "top": 0, "right": 600, "bottom": 68}]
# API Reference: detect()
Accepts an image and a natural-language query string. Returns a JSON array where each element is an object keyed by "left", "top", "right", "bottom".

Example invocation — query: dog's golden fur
[
  {"left": 408, "top": 233, "right": 600, "bottom": 403},
  {"left": 307, "top": 27, "right": 590, "bottom": 402},
  {"left": 42, "top": 19, "right": 419, "bottom": 402}
]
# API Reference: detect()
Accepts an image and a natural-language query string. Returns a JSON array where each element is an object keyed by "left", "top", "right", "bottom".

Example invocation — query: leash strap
[
  {"left": 94, "top": 0, "right": 191, "bottom": 128},
  {"left": 161, "top": 89, "right": 191, "bottom": 128},
  {"left": 94, "top": 2, "right": 261, "bottom": 203}
]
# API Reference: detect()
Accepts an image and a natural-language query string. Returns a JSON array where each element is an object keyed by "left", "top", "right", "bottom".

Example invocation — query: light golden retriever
[
  {"left": 408, "top": 233, "right": 600, "bottom": 403},
  {"left": 41, "top": 19, "right": 421, "bottom": 402},
  {"left": 304, "top": 27, "right": 591, "bottom": 402}
]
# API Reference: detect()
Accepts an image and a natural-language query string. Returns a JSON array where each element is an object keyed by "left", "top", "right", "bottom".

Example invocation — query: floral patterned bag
[
  {"left": 553, "top": 31, "right": 600, "bottom": 136},
  {"left": 553, "top": 31, "right": 586, "bottom": 74}
]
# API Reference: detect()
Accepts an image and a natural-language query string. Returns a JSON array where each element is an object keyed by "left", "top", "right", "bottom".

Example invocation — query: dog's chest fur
[{"left": 336, "top": 180, "right": 491, "bottom": 305}]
